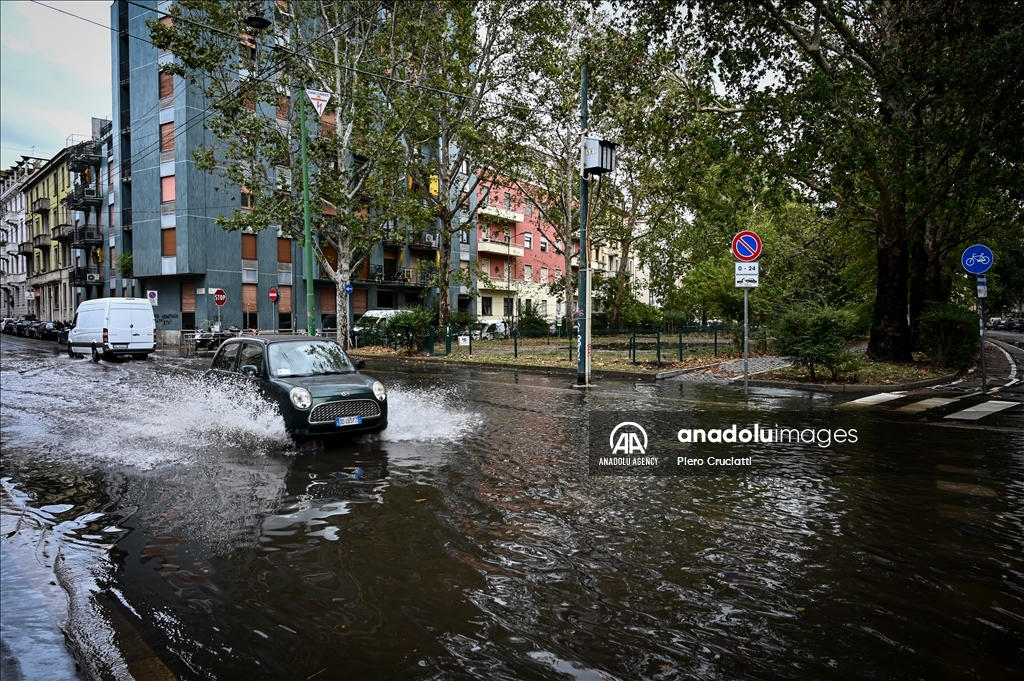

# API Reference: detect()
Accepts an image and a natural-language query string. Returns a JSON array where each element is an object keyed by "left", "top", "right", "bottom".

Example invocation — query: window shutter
[
  {"left": 320, "top": 286, "right": 337, "bottom": 313},
  {"left": 161, "top": 228, "right": 176, "bottom": 256},
  {"left": 277, "top": 237, "right": 291, "bottom": 262},
  {"left": 277, "top": 285, "right": 291, "bottom": 313},
  {"left": 242, "top": 283, "right": 258, "bottom": 309},
  {"left": 181, "top": 281, "right": 195, "bottom": 312},
  {"left": 241, "top": 233, "right": 257, "bottom": 260}
]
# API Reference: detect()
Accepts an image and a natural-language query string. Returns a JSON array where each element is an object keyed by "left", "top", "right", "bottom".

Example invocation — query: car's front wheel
[{"left": 91, "top": 345, "right": 101, "bottom": 363}]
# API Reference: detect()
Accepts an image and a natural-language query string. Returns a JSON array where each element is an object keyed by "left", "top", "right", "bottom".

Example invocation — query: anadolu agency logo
[{"left": 596, "top": 421, "right": 658, "bottom": 468}]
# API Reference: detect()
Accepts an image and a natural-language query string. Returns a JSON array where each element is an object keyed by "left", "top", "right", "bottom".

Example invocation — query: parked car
[
  {"left": 472, "top": 316, "right": 510, "bottom": 340},
  {"left": 987, "top": 317, "right": 1003, "bottom": 330},
  {"left": 36, "top": 321, "right": 63, "bottom": 341},
  {"left": 1006, "top": 318, "right": 1023, "bottom": 332},
  {"left": 0, "top": 318, "right": 14, "bottom": 334},
  {"left": 15, "top": 316, "right": 37, "bottom": 336},
  {"left": 206, "top": 336, "right": 387, "bottom": 440},
  {"left": 352, "top": 309, "right": 401, "bottom": 344},
  {"left": 67, "top": 298, "right": 156, "bottom": 361}
]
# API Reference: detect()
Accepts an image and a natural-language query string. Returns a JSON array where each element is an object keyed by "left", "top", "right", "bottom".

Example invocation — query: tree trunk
[
  {"left": 438, "top": 219, "right": 453, "bottom": 328},
  {"left": 867, "top": 208, "right": 914, "bottom": 362}
]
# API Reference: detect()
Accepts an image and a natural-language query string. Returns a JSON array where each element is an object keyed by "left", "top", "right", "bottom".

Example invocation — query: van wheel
[
  {"left": 91, "top": 345, "right": 101, "bottom": 363},
  {"left": 67, "top": 344, "right": 78, "bottom": 359}
]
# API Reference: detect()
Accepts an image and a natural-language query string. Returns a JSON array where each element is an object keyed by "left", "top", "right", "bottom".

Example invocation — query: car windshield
[{"left": 267, "top": 341, "right": 355, "bottom": 377}]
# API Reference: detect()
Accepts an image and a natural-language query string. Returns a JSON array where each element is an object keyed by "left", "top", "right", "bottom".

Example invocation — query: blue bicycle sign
[{"left": 961, "top": 244, "right": 993, "bottom": 274}]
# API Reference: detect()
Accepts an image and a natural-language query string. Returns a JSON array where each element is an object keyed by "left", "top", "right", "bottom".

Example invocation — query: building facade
[{"left": 0, "top": 156, "right": 46, "bottom": 318}]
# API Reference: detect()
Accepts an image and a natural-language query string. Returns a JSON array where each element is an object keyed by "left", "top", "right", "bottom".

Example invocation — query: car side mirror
[
  {"left": 241, "top": 364, "right": 259, "bottom": 377},
  {"left": 354, "top": 360, "right": 365, "bottom": 370}
]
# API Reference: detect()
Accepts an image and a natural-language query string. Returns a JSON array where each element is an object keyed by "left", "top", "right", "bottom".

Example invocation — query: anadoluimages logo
[{"left": 609, "top": 422, "right": 648, "bottom": 455}]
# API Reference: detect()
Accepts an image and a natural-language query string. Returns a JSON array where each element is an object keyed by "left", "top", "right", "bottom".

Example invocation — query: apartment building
[
  {"left": 475, "top": 181, "right": 573, "bottom": 325},
  {"left": 0, "top": 156, "right": 46, "bottom": 318}
]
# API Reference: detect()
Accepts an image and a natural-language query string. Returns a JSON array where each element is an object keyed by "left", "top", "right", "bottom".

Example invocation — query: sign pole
[
  {"left": 978, "top": 278, "right": 987, "bottom": 395},
  {"left": 961, "top": 245, "right": 993, "bottom": 395},
  {"left": 576, "top": 63, "right": 589, "bottom": 387},
  {"left": 744, "top": 287, "right": 749, "bottom": 399}
]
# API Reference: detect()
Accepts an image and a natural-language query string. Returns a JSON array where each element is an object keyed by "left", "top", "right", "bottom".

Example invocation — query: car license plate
[
  {"left": 114, "top": 343, "right": 129, "bottom": 349},
  {"left": 336, "top": 416, "right": 363, "bottom": 427}
]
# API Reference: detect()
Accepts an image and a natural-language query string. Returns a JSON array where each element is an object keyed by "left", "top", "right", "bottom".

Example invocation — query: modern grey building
[{"left": 110, "top": 0, "right": 452, "bottom": 343}]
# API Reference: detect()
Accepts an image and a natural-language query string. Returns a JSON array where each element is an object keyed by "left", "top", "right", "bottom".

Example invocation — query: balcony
[
  {"left": 478, "top": 204, "right": 524, "bottom": 224},
  {"left": 68, "top": 142, "right": 102, "bottom": 171},
  {"left": 477, "top": 239, "right": 524, "bottom": 258},
  {"left": 67, "top": 186, "right": 103, "bottom": 210},
  {"left": 52, "top": 222, "right": 73, "bottom": 242},
  {"left": 72, "top": 228, "right": 103, "bottom": 247},
  {"left": 409, "top": 233, "right": 440, "bottom": 251},
  {"left": 18, "top": 241, "right": 33, "bottom": 257},
  {"left": 32, "top": 233, "right": 51, "bottom": 250},
  {"left": 31, "top": 197, "right": 51, "bottom": 214},
  {"left": 122, "top": 208, "right": 132, "bottom": 229},
  {"left": 69, "top": 267, "right": 103, "bottom": 286},
  {"left": 368, "top": 265, "right": 426, "bottom": 285}
]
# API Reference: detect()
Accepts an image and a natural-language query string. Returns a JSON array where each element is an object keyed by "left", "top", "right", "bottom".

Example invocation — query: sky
[{"left": 0, "top": 1, "right": 112, "bottom": 169}]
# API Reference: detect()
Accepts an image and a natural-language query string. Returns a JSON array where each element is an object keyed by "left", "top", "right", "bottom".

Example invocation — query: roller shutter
[
  {"left": 277, "top": 285, "right": 291, "bottom": 314},
  {"left": 320, "top": 286, "right": 337, "bottom": 313}
]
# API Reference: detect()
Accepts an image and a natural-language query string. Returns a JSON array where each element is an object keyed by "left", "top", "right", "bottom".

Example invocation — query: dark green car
[{"left": 208, "top": 336, "right": 387, "bottom": 439}]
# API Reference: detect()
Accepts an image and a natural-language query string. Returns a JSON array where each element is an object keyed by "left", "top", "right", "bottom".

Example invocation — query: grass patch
[{"left": 757, "top": 353, "right": 953, "bottom": 385}]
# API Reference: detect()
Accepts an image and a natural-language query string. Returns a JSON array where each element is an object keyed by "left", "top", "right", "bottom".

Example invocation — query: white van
[
  {"left": 67, "top": 298, "right": 156, "bottom": 362},
  {"left": 472, "top": 316, "right": 510, "bottom": 340},
  {"left": 352, "top": 309, "right": 401, "bottom": 336}
]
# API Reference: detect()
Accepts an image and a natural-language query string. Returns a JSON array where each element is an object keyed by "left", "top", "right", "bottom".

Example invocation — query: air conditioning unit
[
  {"left": 424, "top": 234, "right": 438, "bottom": 248},
  {"left": 84, "top": 188, "right": 98, "bottom": 198},
  {"left": 86, "top": 273, "right": 100, "bottom": 282}
]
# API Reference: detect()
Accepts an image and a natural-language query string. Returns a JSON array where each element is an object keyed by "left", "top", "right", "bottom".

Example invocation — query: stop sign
[
  {"left": 269, "top": 287, "right": 279, "bottom": 303},
  {"left": 213, "top": 289, "right": 227, "bottom": 306}
]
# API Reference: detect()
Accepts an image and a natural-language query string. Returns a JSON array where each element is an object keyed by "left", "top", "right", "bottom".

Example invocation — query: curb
[{"left": 740, "top": 372, "right": 961, "bottom": 393}]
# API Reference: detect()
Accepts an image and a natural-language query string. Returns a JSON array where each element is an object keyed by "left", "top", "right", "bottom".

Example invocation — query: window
[
  {"left": 523, "top": 233, "right": 532, "bottom": 249},
  {"left": 242, "top": 283, "right": 258, "bottom": 328},
  {"left": 276, "top": 93, "right": 289, "bottom": 120},
  {"left": 540, "top": 236, "right": 548, "bottom": 252},
  {"left": 503, "top": 297, "right": 513, "bottom": 317},
  {"left": 159, "top": 71, "right": 174, "bottom": 99},
  {"left": 377, "top": 291, "right": 395, "bottom": 308},
  {"left": 160, "top": 122, "right": 175, "bottom": 152},
  {"left": 161, "top": 228, "right": 176, "bottom": 256},
  {"left": 161, "top": 175, "right": 175, "bottom": 203},
  {"left": 242, "top": 233, "right": 258, "bottom": 260},
  {"left": 523, "top": 265, "right": 532, "bottom": 282},
  {"left": 540, "top": 300, "right": 547, "bottom": 317},
  {"left": 503, "top": 192, "right": 511, "bottom": 209},
  {"left": 555, "top": 268, "right": 561, "bottom": 279},
  {"left": 241, "top": 187, "right": 254, "bottom": 209},
  {"left": 540, "top": 266, "right": 548, "bottom": 283},
  {"left": 239, "top": 343, "right": 265, "bottom": 374},
  {"left": 212, "top": 342, "right": 241, "bottom": 371},
  {"left": 525, "top": 200, "right": 533, "bottom": 217},
  {"left": 481, "top": 296, "right": 492, "bottom": 316}
]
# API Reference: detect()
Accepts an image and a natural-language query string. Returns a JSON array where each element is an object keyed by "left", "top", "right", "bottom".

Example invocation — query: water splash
[{"left": 378, "top": 385, "right": 479, "bottom": 442}]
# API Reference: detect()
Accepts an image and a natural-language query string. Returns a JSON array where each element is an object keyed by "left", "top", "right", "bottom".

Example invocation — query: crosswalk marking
[
  {"left": 847, "top": 392, "right": 906, "bottom": 406},
  {"left": 895, "top": 397, "right": 961, "bottom": 414},
  {"left": 943, "top": 401, "right": 1019, "bottom": 420}
]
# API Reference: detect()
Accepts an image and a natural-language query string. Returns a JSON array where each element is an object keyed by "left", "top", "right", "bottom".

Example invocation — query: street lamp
[{"left": 243, "top": 6, "right": 271, "bottom": 30}]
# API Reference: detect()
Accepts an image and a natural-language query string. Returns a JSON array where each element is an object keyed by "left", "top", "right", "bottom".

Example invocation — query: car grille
[{"left": 309, "top": 399, "right": 381, "bottom": 424}]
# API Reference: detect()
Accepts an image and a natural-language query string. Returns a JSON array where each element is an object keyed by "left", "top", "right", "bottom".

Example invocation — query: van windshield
[{"left": 268, "top": 341, "right": 355, "bottom": 377}]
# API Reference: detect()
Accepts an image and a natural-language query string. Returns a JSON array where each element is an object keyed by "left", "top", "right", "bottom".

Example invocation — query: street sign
[
  {"left": 961, "top": 244, "right": 993, "bottom": 274},
  {"left": 147, "top": 290, "right": 158, "bottom": 306},
  {"left": 735, "top": 261, "right": 759, "bottom": 288},
  {"left": 269, "top": 287, "right": 279, "bottom": 303},
  {"left": 306, "top": 89, "right": 331, "bottom": 117},
  {"left": 977, "top": 274, "right": 987, "bottom": 298},
  {"left": 732, "top": 231, "right": 762, "bottom": 262},
  {"left": 213, "top": 289, "right": 227, "bottom": 307},
  {"left": 344, "top": 284, "right": 354, "bottom": 295}
]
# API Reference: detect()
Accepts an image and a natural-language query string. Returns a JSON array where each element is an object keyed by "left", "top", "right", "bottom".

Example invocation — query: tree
[
  {"left": 395, "top": 0, "right": 560, "bottom": 327},
  {"left": 615, "top": 0, "right": 1024, "bottom": 361},
  {"left": 151, "top": 0, "right": 421, "bottom": 349}
]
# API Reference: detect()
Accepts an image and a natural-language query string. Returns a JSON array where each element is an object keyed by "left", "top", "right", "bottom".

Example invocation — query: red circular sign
[
  {"left": 213, "top": 289, "right": 227, "bottom": 306},
  {"left": 731, "top": 231, "right": 762, "bottom": 262},
  {"left": 268, "top": 287, "right": 279, "bottom": 303}
]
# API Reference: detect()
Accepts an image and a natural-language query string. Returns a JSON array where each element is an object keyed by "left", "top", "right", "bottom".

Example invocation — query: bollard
[
  {"left": 631, "top": 330, "right": 637, "bottom": 364},
  {"left": 514, "top": 330, "right": 518, "bottom": 358},
  {"left": 445, "top": 326, "right": 452, "bottom": 356},
  {"left": 714, "top": 325, "right": 718, "bottom": 356},
  {"left": 468, "top": 332, "right": 472, "bottom": 356},
  {"left": 678, "top": 329, "right": 683, "bottom": 362},
  {"left": 656, "top": 330, "right": 661, "bottom": 365}
]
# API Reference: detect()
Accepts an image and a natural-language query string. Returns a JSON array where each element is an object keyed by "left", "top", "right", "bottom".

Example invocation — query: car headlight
[
  {"left": 289, "top": 387, "right": 312, "bottom": 410},
  {"left": 373, "top": 381, "right": 387, "bottom": 401}
]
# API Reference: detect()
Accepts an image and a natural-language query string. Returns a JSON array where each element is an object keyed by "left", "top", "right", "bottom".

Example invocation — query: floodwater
[{"left": 1, "top": 337, "right": 1023, "bottom": 680}]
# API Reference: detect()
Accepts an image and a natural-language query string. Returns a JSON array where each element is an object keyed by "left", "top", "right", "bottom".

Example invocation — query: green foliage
[
  {"left": 918, "top": 304, "right": 979, "bottom": 369},
  {"left": 771, "top": 306, "right": 862, "bottom": 381},
  {"left": 116, "top": 252, "right": 134, "bottom": 279},
  {"left": 517, "top": 302, "right": 548, "bottom": 337},
  {"left": 381, "top": 307, "right": 435, "bottom": 354}
]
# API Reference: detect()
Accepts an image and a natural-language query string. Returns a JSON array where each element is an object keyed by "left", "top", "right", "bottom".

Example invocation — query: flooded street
[{"left": 2, "top": 336, "right": 1023, "bottom": 680}]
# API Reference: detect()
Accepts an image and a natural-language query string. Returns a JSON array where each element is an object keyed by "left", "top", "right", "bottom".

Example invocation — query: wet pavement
[{"left": 1, "top": 333, "right": 1023, "bottom": 680}]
